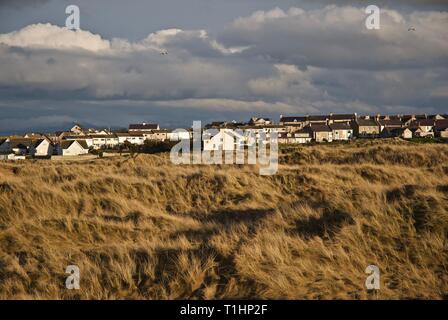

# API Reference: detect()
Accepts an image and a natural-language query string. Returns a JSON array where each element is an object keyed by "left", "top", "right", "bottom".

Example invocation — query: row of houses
[
  {"left": 204, "top": 114, "right": 448, "bottom": 146},
  {"left": 0, "top": 136, "right": 89, "bottom": 158},
  {"left": 278, "top": 114, "right": 448, "bottom": 142},
  {"left": 0, "top": 122, "right": 190, "bottom": 158},
  {"left": 1, "top": 113, "right": 447, "bottom": 159}
]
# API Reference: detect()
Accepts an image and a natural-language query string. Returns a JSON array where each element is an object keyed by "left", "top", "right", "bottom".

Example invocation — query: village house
[
  {"left": 381, "top": 127, "right": 413, "bottom": 139},
  {"left": 401, "top": 114, "right": 428, "bottom": 126},
  {"left": 23, "top": 133, "right": 45, "bottom": 139},
  {"left": 145, "top": 129, "right": 169, "bottom": 141},
  {"left": 329, "top": 123, "right": 353, "bottom": 141},
  {"left": 278, "top": 132, "right": 302, "bottom": 144},
  {"left": 30, "top": 138, "right": 53, "bottom": 157},
  {"left": 167, "top": 130, "right": 191, "bottom": 141},
  {"left": 378, "top": 119, "right": 403, "bottom": 133},
  {"left": 434, "top": 120, "right": 448, "bottom": 138},
  {"left": 293, "top": 128, "right": 313, "bottom": 144},
  {"left": 116, "top": 133, "right": 146, "bottom": 145},
  {"left": 129, "top": 123, "right": 160, "bottom": 132},
  {"left": 329, "top": 113, "right": 356, "bottom": 124},
  {"left": 70, "top": 124, "right": 84, "bottom": 134},
  {"left": 279, "top": 116, "right": 308, "bottom": 131},
  {"left": 308, "top": 115, "right": 328, "bottom": 125},
  {"left": 309, "top": 124, "right": 333, "bottom": 142},
  {"left": 242, "top": 125, "right": 286, "bottom": 142},
  {"left": 401, "top": 115, "right": 415, "bottom": 126},
  {"left": 89, "top": 134, "right": 119, "bottom": 149},
  {"left": 203, "top": 128, "right": 245, "bottom": 151},
  {"left": 428, "top": 114, "right": 445, "bottom": 120},
  {"left": 262, "top": 125, "right": 287, "bottom": 134},
  {"left": 63, "top": 135, "right": 94, "bottom": 148},
  {"left": 409, "top": 119, "right": 435, "bottom": 137},
  {"left": 248, "top": 117, "right": 272, "bottom": 126},
  {"left": 58, "top": 140, "right": 89, "bottom": 156},
  {"left": 353, "top": 118, "right": 380, "bottom": 137}
]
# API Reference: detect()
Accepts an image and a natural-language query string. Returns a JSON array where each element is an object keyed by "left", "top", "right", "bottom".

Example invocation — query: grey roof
[
  {"left": 329, "top": 123, "right": 352, "bottom": 130},
  {"left": 378, "top": 119, "right": 403, "bottom": 126},
  {"left": 435, "top": 119, "right": 448, "bottom": 130},
  {"left": 308, "top": 115, "right": 329, "bottom": 121},
  {"left": 61, "top": 140, "right": 88, "bottom": 149},
  {"left": 356, "top": 119, "right": 379, "bottom": 126},
  {"left": 411, "top": 119, "right": 435, "bottom": 127},
  {"left": 9, "top": 138, "right": 34, "bottom": 148},
  {"left": 330, "top": 114, "right": 356, "bottom": 120},
  {"left": 310, "top": 124, "right": 332, "bottom": 132}
]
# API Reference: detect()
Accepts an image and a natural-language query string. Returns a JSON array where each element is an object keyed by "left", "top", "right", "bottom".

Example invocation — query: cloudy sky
[{"left": 0, "top": 0, "right": 447, "bottom": 134}]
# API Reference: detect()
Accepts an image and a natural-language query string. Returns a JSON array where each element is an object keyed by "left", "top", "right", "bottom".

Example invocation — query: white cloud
[{"left": 0, "top": 23, "right": 111, "bottom": 52}]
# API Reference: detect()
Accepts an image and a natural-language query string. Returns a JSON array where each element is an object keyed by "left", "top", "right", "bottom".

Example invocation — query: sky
[{"left": 0, "top": 0, "right": 447, "bottom": 134}]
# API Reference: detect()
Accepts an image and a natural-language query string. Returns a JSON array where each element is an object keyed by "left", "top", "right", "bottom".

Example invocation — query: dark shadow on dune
[
  {"left": 206, "top": 208, "right": 274, "bottom": 225},
  {"left": 101, "top": 211, "right": 143, "bottom": 225},
  {"left": 169, "top": 208, "right": 275, "bottom": 241},
  {"left": 386, "top": 184, "right": 418, "bottom": 202},
  {"left": 294, "top": 209, "right": 355, "bottom": 239}
]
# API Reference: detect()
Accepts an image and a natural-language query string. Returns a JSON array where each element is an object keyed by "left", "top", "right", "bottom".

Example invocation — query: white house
[
  {"left": 329, "top": 123, "right": 353, "bottom": 141},
  {"left": 294, "top": 129, "right": 313, "bottom": 144},
  {"left": 310, "top": 124, "right": 333, "bottom": 142},
  {"left": 248, "top": 117, "right": 272, "bottom": 126},
  {"left": 89, "top": 134, "right": 119, "bottom": 149},
  {"left": 412, "top": 119, "right": 435, "bottom": 137},
  {"left": 70, "top": 124, "right": 84, "bottom": 134},
  {"left": 116, "top": 133, "right": 146, "bottom": 145},
  {"left": 145, "top": 130, "right": 169, "bottom": 141},
  {"left": 64, "top": 136, "right": 94, "bottom": 148},
  {"left": 59, "top": 140, "right": 89, "bottom": 156},
  {"left": 203, "top": 129, "right": 246, "bottom": 151},
  {"left": 30, "top": 139, "right": 53, "bottom": 157},
  {"left": 167, "top": 130, "right": 191, "bottom": 141},
  {"left": 278, "top": 129, "right": 312, "bottom": 144}
]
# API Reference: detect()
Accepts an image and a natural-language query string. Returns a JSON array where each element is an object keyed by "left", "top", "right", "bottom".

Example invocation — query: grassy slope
[{"left": 0, "top": 140, "right": 447, "bottom": 299}]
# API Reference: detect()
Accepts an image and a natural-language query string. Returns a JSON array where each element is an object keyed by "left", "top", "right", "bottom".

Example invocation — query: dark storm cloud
[
  {"left": 0, "top": 0, "right": 50, "bottom": 8},
  {"left": 219, "top": 6, "right": 448, "bottom": 70},
  {"left": 0, "top": 2, "right": 447, "bottom": 133}
]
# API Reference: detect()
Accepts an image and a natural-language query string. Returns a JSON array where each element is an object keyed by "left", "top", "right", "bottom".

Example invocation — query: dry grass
[{"left": 0, "top": 139, "right": 447, "bottom": 299}]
